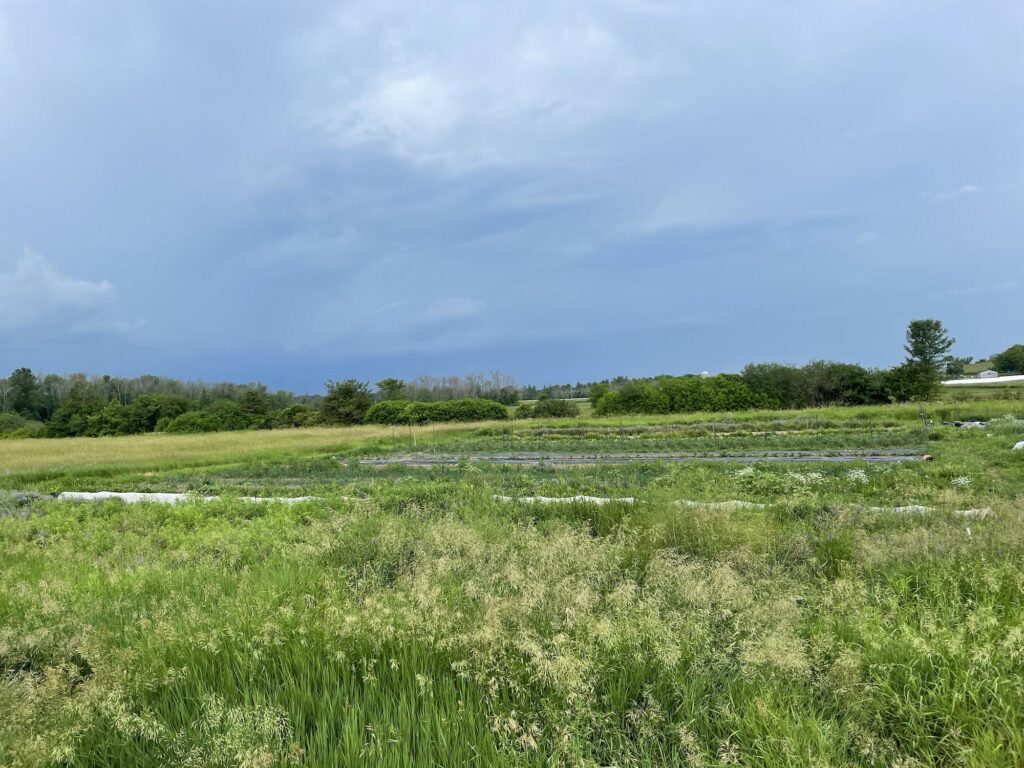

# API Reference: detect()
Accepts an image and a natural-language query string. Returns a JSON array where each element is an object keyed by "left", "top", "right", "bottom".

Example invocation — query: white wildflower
[{"left": 846, "top": 468, "right": 869, "bottom": 484}]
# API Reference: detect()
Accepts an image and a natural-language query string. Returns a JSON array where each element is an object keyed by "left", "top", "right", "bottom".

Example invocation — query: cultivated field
[{"left": 2, "top": 403, "right": 1023, "bottom": 766}]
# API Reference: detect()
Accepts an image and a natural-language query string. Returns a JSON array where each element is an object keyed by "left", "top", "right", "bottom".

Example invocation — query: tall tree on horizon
[
  {"left": 321, "top": 380, "right": 372, "bottom": 425},
  {"left": 905, "top": 319, "right": 956, "bottom": 370},
  {"left": 8, "top": 368, "right": 43, "bottom": 420},
  {"left": 903, "top": 319, "right": 955, "bottom": 398},
  {"left": 376, "top": 378, "right": 407, "bottom": 401}
]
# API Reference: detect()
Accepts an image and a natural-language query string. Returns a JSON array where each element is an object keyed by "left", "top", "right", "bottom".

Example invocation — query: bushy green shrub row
[
  {"left": 595, "top": 375, "right": 770, "bottom": 415},
  {"left": 0, "top": 412, "right": 46, "bottom": 439},
  {"left": 591, "top": 361, "right": 944, "bottom": 417},
  {"left": 742, "top": 361, "right": 905, "bottom": 408},
  {"left": 515, "top": 398, "right": 581, "bottom": 419},
  {"left": 364, "top": 398, "right": 508, "bottom": 425}
]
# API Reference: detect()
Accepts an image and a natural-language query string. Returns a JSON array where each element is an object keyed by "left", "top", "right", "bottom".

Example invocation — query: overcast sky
[{"left": 1, "top": 1, "right": 1021, "bottom": 392}]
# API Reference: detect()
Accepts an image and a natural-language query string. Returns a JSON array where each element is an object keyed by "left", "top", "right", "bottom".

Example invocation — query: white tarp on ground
[
  {"left": 671, "top": 498, "right": 993, "bottom": 517},
  {"left": 493, "top": 494, "right": 635, "bottom": 506},
  {"left": 56, "top": 491, "right": 318, "bottom": 504},
  {"left": 47, "top": 493, "right": 999, "bottom": 518},
  {"left": 674, "top": 499, "right": 767, "bottom": 510},
  {"left": 861, "top": 504, "right": 992, "bottom": 517},
  {"left": 942, "top": 374, "right": 1024, "bottom": 386}
]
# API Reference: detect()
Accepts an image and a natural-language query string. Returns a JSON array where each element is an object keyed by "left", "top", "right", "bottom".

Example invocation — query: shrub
[
  {"left": 364, "top": 398, "right": 508, "bottom": 425},
  {"left": 321, "top": 380, "right": 373, "bottom": 425},
  {"left": 595, "top": 382, "right": 669, "bottom": 415},
  {"left": 743, "top": 361, "right": 891, "bottom": 408},
  {"left": 121, "top": 395, "right": 192, "bottom": 434},
  {"left": 0, "top": 414, "right": 45, "bottom": 439},
  {"left": 158, "top": 411, "right": 214, "bottom": 433},
  {"left": 364, "top": 401, "right": 413, "bottom": 425},
  {"left": 204, "top": 400, "right": 250, "bottom": 431},
  {"left": 515, "top": 398, "right": 580, "bottom": 419},
  {"left": 442, "top": 399, "right": 508, "bottom": 422},
  {"left": 0, "top": 412, "right": 28, "bottom": 434},
  {"left": 271, "top": 404, "right": 317, "bottom": 428},
  {"left": 991, "top": 344, "right": 1024, "bottom": 375}
]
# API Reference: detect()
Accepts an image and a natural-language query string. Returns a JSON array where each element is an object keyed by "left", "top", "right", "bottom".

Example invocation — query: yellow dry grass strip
[{"left": 0, "top": 422, "right": 493, "bottom": 476}]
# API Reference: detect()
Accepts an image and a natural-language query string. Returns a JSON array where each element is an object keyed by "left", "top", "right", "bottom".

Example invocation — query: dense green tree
[
  {"left": 595, "top": 381, "right": 670, "bottom": 415},
  {"left": 589, "top": 383, "right": 610, "bottom": 408},
  {"left": 656, "top": 374, "right": 765, "bottom": 413},
  {"left": 375, "top": 378, "right": 407, "bottom": 401},
  {"left": 158, "top": 411, "right": 211, "bottom": 434},
  {"left": 240, "top": 389, "right": 271, "bottom": 428},
  {"left": 271, "top": 404, "right": 317, "bottom": 428},
  {"left": 8, "top": 368, "right": 43, "bottom": 419},
  {"left": 881, "top": 362, "right": 924, "bottom": 402},
  {"left": 991, "top": 344, "right": 1024, "bottom": 375},
  {"left": 364, "top": 400, "right": 411, "bottom": 425},
  {"left": 365, "top": 398, "right": 508, "bottom": 425},
  {"left": 903, "top": 319, "right": 955, "bottom": 399},
  {"left": 39, "top": 374, "right": 68, "bottom": 421},
  {"left": 743, "top": 362, "right": 891, "bottom": 408},
  {"left": 741, "top": 363, "right": 804, "bottom": 408},
  {"left": 47, "top": 381, "right": 102, "bottom": 437},
  {"left": 321, "top": 380, "right": 372, "bottom": 425},
  {"left": 905, "top": 319, "right": 955, "bottom": 370},
  {"left": 0, "top": 412, "right": 28, "bottom": 434},
  {"left": 204, "top": 400, "right": 249, "bottom": 431},
  {"left": 86, "top": 401, "right": 129, "bottom": 436},
  {"left": 484, "top": 387, "right": 520, "bottom": 406},
  {"left": 942, "top": 356, "right": 972, "bottom": 378},
  {"left": 121, "top": 395, "right": 191, "bottom": 434},
  {"left": 515, "top": 398, "right": 580, "bottom": 419}
]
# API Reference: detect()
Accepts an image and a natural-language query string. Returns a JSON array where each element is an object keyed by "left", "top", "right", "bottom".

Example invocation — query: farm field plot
[
  {"left": 939, "top": 380, "right": 1024, "bottom": 402},
  {"left": 2, "top": 404, "right": 1024, "bottom": 766}
]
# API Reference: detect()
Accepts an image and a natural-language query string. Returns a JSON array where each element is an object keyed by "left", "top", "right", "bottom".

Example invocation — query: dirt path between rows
[{"left": 358, "top": 450, "right": 923, "bottom": 467}]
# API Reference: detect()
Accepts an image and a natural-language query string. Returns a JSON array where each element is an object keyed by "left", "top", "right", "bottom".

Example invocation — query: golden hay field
[{"left": 0, "top": 422, "right": 482, "bottom": 478}]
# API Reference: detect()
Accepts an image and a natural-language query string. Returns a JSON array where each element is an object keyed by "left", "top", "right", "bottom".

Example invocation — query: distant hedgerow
[{"left": 364, "top": 398, "right": 508, "bottom": 425}]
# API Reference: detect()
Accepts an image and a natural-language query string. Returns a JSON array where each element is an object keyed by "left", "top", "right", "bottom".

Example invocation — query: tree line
[
  {"left": 1, "top": 321, "right": 1017, "bottom": 437},
  {"left": 0, "top": 372, "right": 516, "bottom": 438},
  {"left": 591, "top": 319, "right": 966, "bottom": 415},
  {"left": 0, "top": 372, "right": 318, "bottom": 438}
]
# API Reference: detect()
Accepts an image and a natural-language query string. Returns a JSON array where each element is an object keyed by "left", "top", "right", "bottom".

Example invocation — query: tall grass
[{"left": 1, "top": 409, "right": 1022, "bottom": 765}]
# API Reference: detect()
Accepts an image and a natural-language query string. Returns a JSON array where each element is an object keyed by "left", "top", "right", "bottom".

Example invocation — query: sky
[{"left": 1, "top": 0, "right": 1022, "bottom": 393}]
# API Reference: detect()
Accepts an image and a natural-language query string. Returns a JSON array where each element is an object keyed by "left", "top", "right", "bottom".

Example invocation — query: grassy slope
[
  {"left": 0, "top": 401, "right": 969, "bottom": 489},
  {"left": 1, "top": 405, "right": 1023, "bottom": 766},
  {"left": 0, "top": 422, "right": 492, "bottom": 490}
]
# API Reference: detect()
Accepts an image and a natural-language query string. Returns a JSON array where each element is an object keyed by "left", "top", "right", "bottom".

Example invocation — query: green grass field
[
  {"left": 939, "top": 378, "right": 1024, "bottom": 402},
  {"left": 2, "top": 403, "right": 1023, "bottom": 766}
]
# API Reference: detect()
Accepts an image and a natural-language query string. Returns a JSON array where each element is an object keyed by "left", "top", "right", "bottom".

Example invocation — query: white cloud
[
  {"left": 635, "top": 189, "right": 747, "bottom": 233},
  {"left": 0, "top": 251, "right": 116, "bottom": 331},
  {"left": 934, "top": 184, "right": 981, "bottom": 201},
  {"left": 932, "top": 280, "right": 1019, "bottom": 299},
  {"left": 424, "top": 296, "right": 485, "bottom": 321},
  {"left": 341, "top": 72, "right": 461, "bottom": 152},
  {"left": 304, "top": 6, "right": 645, "bottom": 170}
]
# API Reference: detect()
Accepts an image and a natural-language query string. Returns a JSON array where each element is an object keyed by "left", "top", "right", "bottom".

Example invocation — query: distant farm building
[
  {"left": 963, "top": 360, "right": 993, "bottom": 375},
  {"left": 978, "top": 370, "right": 999, "bottom": 379}
]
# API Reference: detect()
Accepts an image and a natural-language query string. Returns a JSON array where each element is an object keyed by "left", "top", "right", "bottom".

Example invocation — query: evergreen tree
[
  {"left": 321, "top": 380, "right": 372, "bottom": 425},
  {"left": 903, "top": 319, "right": 955, "bottom": 399},
  {"left": 8, "top": 368, "right": 42, "bottom": 419}
]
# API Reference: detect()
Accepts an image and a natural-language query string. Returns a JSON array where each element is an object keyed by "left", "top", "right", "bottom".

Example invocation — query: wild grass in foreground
[
  {"left": 1, "top": 407, "right": 1022, "bottom": 766},
  {"left": 5, "top": 401, "right": 1018, "bottom": 493}
]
